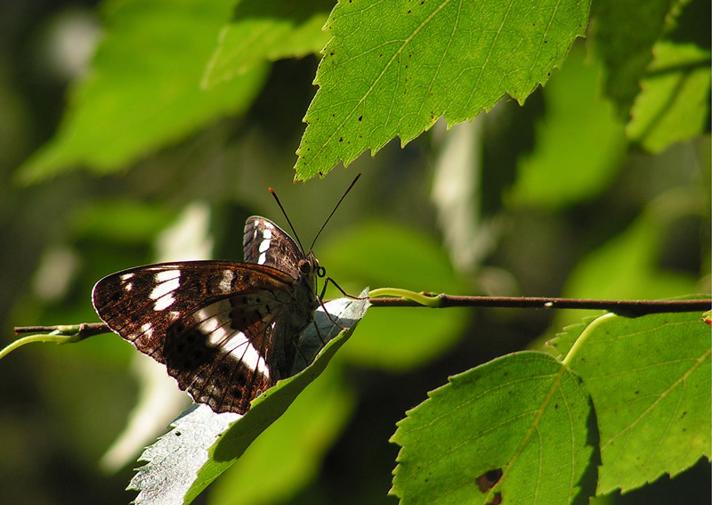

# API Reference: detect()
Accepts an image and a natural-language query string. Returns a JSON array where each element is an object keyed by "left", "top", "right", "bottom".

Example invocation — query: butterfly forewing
[
  {"left": 92, "top": 261, "right": 299, "bottom": 413},
  {"left": 243, "top": 216, "right": 304, "bottom": 278}
]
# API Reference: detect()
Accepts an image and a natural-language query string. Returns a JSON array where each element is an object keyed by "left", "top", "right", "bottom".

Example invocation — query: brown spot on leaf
[{"left": 476, "top": 468, "right": 503, "bottom": 492}]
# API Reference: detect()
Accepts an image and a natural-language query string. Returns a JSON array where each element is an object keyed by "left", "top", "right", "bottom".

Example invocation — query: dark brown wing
[
  {"left": 92, "top": 261, "right": 296, "bottom": 413},
  {"left": 164, "top": 297, "right": 282, "bottom": 413},
  {"left": 243, "top": 216, "right": 303, "bottom": 278}
]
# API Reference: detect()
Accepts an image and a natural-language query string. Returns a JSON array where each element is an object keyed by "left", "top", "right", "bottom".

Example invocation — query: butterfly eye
[{"left": 298, "top": 260, "right": 311, "bottom": 275}]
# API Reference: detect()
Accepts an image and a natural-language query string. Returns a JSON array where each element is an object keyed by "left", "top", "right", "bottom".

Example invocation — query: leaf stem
[
  {"left": 561, "top": 313, "right": 614, "bottom": 366},
  {"left": 2, "top": 323, "right": 110, "bottom": 360},
  {"left": 368, "top": 288, "right": 444, "bottom": 307},
  {"left": 1, "top": 333, "right": 78, "bottom": 360}
]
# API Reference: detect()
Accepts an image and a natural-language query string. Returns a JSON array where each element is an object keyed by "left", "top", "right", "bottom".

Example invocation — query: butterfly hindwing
[
  {"left": 164, "top": 298, "right": 278, "bottom": 413},
  {"left": 243, "top": 216, "right": 303, "bottom": 278}
]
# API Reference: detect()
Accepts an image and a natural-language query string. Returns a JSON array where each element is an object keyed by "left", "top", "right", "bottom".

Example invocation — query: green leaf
[
  {"left": 71, "top": 199, "right": 176, "bottom": 243},
  {"left": 207, "top": 365, "right": 353, "bottom": 505},
  {"left": 625, "top": 0, "right": 711, "bottom": 152},
  {"left": 626, "top": 40, "right": 710, "bottom": 153},
  {"left": 18, "top": 0, "right": 268, "bottom": 182},
  {"left": 319, "top": 221, "right": 468, "bottom": 370},
  {"left": 545, "top": 316, "right": 599, "bottom": 360},
  {"left": 294, "top": 0, "right": 592, "bottom": 180},
  {"left": 202, "top": 0, "right": 333, "bottom": 88},
  {"left": 391, "top": 352, "right": 596, "bottom": 505},
  {"left": 508, "top": 47, "right": 626, "bottom": 208},
  {"left": 129, "top": 295, "right": 368, "bottom": 505},
  {"left": 592, "top": 0, "right": 677, "bottom": 116},
  {"left": 565, "top": 311, "right": 711, "bottom": 494}
]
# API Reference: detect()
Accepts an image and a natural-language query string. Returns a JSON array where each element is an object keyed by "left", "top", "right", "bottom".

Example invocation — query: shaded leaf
[
  {"left": 295, "top": 0, "right": 591, "bottom": 180},
  {"left": 391, "top": 352, "right": 596, "bottom": 505},
  {"left": 626, "top": 0, "right": 711, "bottom": 152},
  {"left": 320, "top": 221, "right": 468, "bottom": 370},
  {"left": 627, "top": 40, "right": 710, "bottom": 153},
  {"left": 592, "top": 0, "right": 677, "bottom": 116},
  {"left": 71, "top": 200, "right": 175, "bottom": 244},
  {"left": 19, "top": 0, "right": 268, "bottom": 182},
  {"left": 202, "top": 0, "right": 333, "bottom": 88},
  {"left": 508, "top": 48, "right": 626, "bottom": 208},
  {"left": 129, "top": 294, "right": 369, "bottom": 505},
  {"left": 566, "top": 311, "right": 711, "bottom": 494},
  {"left": 548, "top": 190, "right": 702, "bottom": 333}
]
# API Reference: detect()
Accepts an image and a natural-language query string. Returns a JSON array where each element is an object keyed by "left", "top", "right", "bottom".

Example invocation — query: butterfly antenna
[
  {"left": 269, "top": 186, "right": 306, "bottom": 253},
  {"left": 309, "top": 173, "right": 361, "bottom": 252}
]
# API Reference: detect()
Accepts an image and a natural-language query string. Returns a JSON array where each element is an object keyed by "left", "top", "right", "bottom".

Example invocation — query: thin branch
[
  {"left": 11, "top": 295, "right": 711, "bottom": 339},
  {"left": 14, "top": 322, "right": 110, "bottom": 337},
  {"left": 368, "top": 294, "right": 712, "bottom": 315}
]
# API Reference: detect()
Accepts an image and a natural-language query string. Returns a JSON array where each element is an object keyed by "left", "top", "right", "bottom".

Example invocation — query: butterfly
[{"left": 92, "top": 215, "right": 330, "bottom": 415}]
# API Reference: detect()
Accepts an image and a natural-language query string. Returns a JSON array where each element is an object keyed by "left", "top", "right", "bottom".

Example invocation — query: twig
[
  {"left": 14, "top": 322, "right": 110, "bottom": 336},
  {"left": 368, "top": 293, "right": 712, "bottom": 315},
  {"left": 11, "top": 294, "right": 711, "bottom": 340}
]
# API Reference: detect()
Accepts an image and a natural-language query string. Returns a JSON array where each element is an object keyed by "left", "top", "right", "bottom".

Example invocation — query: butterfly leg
[
  {"left": 320, "top": 277, "right": 365, "bottom": 300},
  {"left": 294, "top": 339, "right": 311, "bottom": 369},
  {"left": 311, "top": 318, "right": 327, "bottom": 346},
  {"left": 316, "top": 295, "right": 349, "bottom": 333}
]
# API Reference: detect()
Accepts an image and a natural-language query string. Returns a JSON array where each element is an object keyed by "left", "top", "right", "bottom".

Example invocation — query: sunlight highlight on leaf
[
  {"left": 566, "top": 311, "right": 711, "bottom": 494},
  {"left": 295, "top": 0, "right": 591, "bottom": 180},
  {"left": 391, "top": 352, "right": 596, "bottom": 505}
]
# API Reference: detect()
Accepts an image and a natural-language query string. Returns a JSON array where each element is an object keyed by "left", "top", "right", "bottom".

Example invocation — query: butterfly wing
[
  {"left": 92, "top": 261, "right": 298, "bottom": 413},
  {"left": 243, "top": 216, "right": 303, "bottom": 278}
]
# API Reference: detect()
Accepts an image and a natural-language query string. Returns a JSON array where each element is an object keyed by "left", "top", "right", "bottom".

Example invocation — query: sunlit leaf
[
  {"left": 18, "top": 0, "right": 268, "bottom": 182},
  {"left": 202, "top": 0, "right": 332, "bottom": 88},
  {"left": 545, "top": 316, "right": 598, "bottom": 360},
  {"left": 295, "top": 0, "right": 591, "bottom": 180},
  {"left": 566, "top": 311, "right": 711, "bottom": 494},
  {"left": 391, "top": 352, "right": 596, "bottom": 505}
]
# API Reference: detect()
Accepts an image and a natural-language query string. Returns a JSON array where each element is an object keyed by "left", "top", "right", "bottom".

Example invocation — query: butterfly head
[{"left": 298, "top": 253, "right": 326, "bottom": 286}]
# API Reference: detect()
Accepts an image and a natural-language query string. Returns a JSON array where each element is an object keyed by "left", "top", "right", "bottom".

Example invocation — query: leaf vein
[{"left": 601, "top": 348, "right": 711, "bottom": 450}]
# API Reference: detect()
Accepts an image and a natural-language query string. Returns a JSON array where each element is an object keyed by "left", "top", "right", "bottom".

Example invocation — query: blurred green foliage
[{"left": 0, "top": 0, "right": 709, "bottom": 504}]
